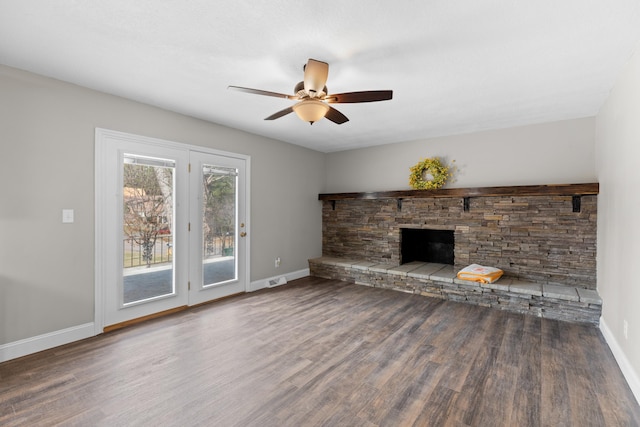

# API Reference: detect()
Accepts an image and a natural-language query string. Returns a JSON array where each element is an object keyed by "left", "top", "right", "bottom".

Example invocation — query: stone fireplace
[
  {"left": 311, "top": 183, "right": 602, "bottom": 324},
  {"left": 319, "top": 183, "right": 598, "bottom": 289}
]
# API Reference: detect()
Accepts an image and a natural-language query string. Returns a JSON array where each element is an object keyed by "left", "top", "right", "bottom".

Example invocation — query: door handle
[{"left": 240, "top": 232, "right": 247, "bottom": 237}]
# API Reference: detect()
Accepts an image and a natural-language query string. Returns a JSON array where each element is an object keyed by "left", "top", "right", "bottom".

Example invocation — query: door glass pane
[
  {"left": 122, "top": 154, "right": 175, "bottom": 305},
  {"left": 202, "top": 164, "right": 237, "bottom": 286}
]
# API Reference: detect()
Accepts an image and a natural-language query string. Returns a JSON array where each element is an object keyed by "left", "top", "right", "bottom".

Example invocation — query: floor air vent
[{"left": 267, "top": 277, "right": 287, "bottom": 288}]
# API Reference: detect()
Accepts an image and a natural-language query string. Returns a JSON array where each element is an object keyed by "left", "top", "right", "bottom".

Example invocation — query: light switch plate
[{"left": 62, "top": 209, "right": 74, "bottom": 223}]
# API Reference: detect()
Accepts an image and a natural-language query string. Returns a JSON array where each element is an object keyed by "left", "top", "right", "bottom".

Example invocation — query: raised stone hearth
[
  {"left": 309, "top": 257, "right": 602, "bottom": 324},
  {"left": 312, "top": 184, "right": 602, "bottom": 324}
]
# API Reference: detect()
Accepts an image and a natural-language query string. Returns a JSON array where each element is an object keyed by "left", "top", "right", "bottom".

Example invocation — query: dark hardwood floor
[{"left": 1, "top": 277, "right": 639, "bottom": 426}]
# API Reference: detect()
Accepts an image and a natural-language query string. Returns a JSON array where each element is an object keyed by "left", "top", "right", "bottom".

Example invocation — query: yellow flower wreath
[{"left": 408, "top": 157, "right": 451, "bottom": 190}]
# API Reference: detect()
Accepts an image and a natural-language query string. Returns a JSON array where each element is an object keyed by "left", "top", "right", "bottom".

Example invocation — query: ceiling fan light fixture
[{"left": 292, "top": 99, "right": 330, "bottom": 124}]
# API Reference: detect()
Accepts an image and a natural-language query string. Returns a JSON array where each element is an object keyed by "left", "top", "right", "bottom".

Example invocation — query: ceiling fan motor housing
[
  {"left": 303, "top": 59, "right": 329, "bottom": 97},
  {"left": 295, "top": 81, "right": 327, "bottom": 99}
]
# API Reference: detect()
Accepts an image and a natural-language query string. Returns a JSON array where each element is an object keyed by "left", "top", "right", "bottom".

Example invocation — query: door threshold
[{"left": 103, "top": 305, "right": 189, "bottom": 333}]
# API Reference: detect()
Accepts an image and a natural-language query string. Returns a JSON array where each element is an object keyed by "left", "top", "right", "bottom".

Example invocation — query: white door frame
[{"left": 94, "top": 128, "right": 251, "bottom": 333}]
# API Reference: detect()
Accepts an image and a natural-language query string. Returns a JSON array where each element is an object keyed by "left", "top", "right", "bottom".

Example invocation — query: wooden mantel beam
[{"left": 318, "top": 183, "right": 599, "bottom": 201}]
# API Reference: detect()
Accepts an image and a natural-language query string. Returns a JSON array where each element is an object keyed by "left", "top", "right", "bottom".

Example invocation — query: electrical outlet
[
  {"left": 275, "top": 257, "right": 281, "bottom": 268},
  {"left": 623, "top": 320, "right": 628, "bottom": 340},
  {"left": 62, "top": 209, "right": 74, "bottom": 223}
]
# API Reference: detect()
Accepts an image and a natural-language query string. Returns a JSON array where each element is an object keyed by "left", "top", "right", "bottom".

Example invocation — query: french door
[
  {"left": 188, "top": 151, "right": 246, "bottom": 305},
  {"left": 95, "top": 129, "right": 248, "bottom": 330}
]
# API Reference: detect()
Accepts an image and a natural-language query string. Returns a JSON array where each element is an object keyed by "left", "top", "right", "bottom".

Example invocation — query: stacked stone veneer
[{"left": 321, "top": 195, "right": 597, "bottom": 288}]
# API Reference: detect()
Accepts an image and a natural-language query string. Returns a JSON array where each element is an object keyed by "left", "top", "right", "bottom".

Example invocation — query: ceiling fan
[{"left": 228, "top": 59, "right": 393, "bottom": 125}]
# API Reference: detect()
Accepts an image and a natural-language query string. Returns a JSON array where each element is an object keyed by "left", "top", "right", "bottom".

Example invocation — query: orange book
[{"left": 457, "top": 264, "right": 503, "bottom": 284}]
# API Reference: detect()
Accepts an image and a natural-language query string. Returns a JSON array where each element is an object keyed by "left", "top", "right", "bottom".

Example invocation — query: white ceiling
[{"left": 1, "top": 1, "right": 640, "bottom": 152}]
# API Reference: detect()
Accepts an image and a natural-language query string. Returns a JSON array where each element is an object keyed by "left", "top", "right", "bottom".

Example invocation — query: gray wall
[
  {"left": 596, "top": 42, "right": 640, "bottom": 397},
  {"left": 325, "top": 118, "right": 596, "bottom": 193},
  {"left": 0, "top": 65, "right": 324, "bottom": 344}
]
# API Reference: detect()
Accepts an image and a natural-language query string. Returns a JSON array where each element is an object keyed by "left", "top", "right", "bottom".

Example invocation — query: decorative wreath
[{"left": 408, "top": 157, "right": 451, "bottom": 190}]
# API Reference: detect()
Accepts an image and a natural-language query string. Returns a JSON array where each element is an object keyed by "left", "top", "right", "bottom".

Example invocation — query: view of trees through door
[
  {"left": 121, "top": 156, "right": 238, "bottom": 305},
  {"left": 201, "top": 164, "right": 237, "bottom": 287},
  {"left": 122, "top": 155, "right": 175, "bottom": 305}
]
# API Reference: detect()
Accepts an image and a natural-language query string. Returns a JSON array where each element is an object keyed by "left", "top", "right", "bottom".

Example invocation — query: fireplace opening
[{"left": 401, "top": 228, "right": 454, "bottom": 265}]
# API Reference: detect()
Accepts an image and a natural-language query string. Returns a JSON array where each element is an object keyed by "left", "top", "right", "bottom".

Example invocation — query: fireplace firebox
[{"left": 401, "top": 228, "right": 454, "bottom": 265}]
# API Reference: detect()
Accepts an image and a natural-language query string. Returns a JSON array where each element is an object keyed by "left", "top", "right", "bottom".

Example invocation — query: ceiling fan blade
[
  {"left": 325, "top": 90, "right": 393, "bottom": 104},
  {"left": 228, "top": 86, "right": 296, "bottom": 100},
  {"left": 303, "top": 59, "right": 329, "bottom": 97},
  {"left": 265, "top": 106, "right": 294, "bottom": 120},
  {"left": 325, "top": 106, "right": 349, "bottom": 124}
]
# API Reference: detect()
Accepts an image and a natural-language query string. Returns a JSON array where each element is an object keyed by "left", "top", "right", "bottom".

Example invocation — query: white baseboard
[
  {"left": 600, "top": 317, "right": 640, "bottom": 405},
  {"left": 0, "top": 323, "right": 96, "bottom": 363},
  {"left": 0, "top": 270, "right": 309, "bottom": 362},
  {"left": 249, "top": 268, "right": 309, "bottom": 292}
]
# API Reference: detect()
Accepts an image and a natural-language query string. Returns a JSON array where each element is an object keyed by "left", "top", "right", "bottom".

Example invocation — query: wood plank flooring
[{"left": 1, "top": 276, "right": 639, "bottom": 426}]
